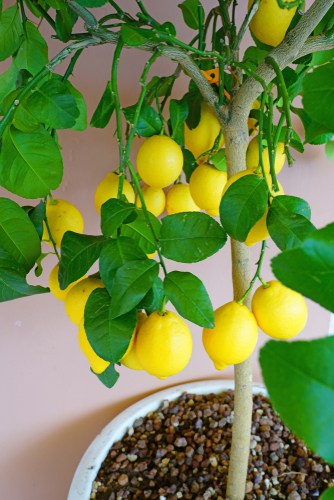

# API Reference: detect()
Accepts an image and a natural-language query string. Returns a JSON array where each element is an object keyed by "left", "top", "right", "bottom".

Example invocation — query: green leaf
[
  {"left": 121, "top": 25, "right": 153, "bottom": 46},
  {"left": 0, "top": 197, "right": 41, "bottom": 272},
  {"left": 15, "top": 21, "right": 48, "bottom": 75},
  {"left": 76, "top": 0, "right": 108, "bottom": 6},
  {"left": 27, "top": 78, "right": 79, "bottom": 129},
  {"left": 90, "top": 81, "right": 114, "bottom": 128},
  {"left": 312, "top": 48, "right": 334, "bottom": 67},
  {"left": 160, "top": 212, "right": 227, "bottom": 263},
  {"left": 182, "top": 148, "right": 197, "bottom": 183},
  {"left": 169, "top": 98, "right": 188, "bottom": 145},
  {"left": 121, "top": 210, "right": 161, "bottom": 254},
  {"left": 99, "top": 237, "right": 147, "bottom": 294},
  {"left": 243, "top": 46, "right": 268, "bottom": 67},
  {"left": 160, "top": 21, "right": 176, "bottom": 36},
  {"left": 64, "top": 79, "right": 87, "bottom": 131},
  {"left": 0, "top": 266, "right": 48, "bottom": 302},
  {"left": 292, "top": 107, "right": 333, "bottom": 145},
  {"left": 55, "top": 5, "right": 77, "bottom": 42},
  {"left": 0, "top": 6, "right": 24, "bottom": 61},
  {"left": 145, "top": 75, "right": 175, "bottom": 105},
  {"left": 24, "top": 201, "right": 46, "bottom": 240},
  {"left": 0, "top": 126, "right": 63, "bottom": 198},
  {"left": 94, "top": 363, "right": 119, "bottom": 389},
  {"left": 85, "top": 288, "right": 137, "bottom": 362},
  {"left": 183, "top": 89, "right": 202, "bottom": 129},
  {"left": 0, "top": 63, "right": 19, "bottom": 114},
  {"left": 59, "top": 232, "right": 106, "bottom": 289},
  {"left": 109, "top": 260, "right": 159, "bottom": 318},
  {"left": 271, "top": 223, "right": 334, "bottom": 312},
  {"left": 210, "top": 149, "right": 227, "bottom": 171},
  {"left": 260, "top": 337, "right": 334, "bottom": 464},
  {"left": 178, "top": 0, "right": 204, "bottom": 30},
  {"left": 139, "top": 276, "right": 164, "bottom": 314},
  {"left": 164, "top": 271, "right": 214, "bottom": 327},
  {"left": 219, "top": 175, "right": 269, "bottom": 242},
  {"left": 326, "top": 141, "right": 334, "bottom": 161},
  {"left": 123, "top": 104, "right": 163, "bottom": 137},
  {"left": 302, "top": 62, "right": 334, "bottom": 134},
  {"left": 267, "top": 195, "right": 315, "bottom": 251},
  {"left": 321, "top": 487, "right": 334, "bottom": 500},
  {"left": 101, "top": 199, "right": 137, "bottom": 237}
]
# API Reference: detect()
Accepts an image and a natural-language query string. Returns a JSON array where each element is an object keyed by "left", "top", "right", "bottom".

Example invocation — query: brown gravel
[{"left": 90, "top": 391, "right": 334, "bottom": 499}]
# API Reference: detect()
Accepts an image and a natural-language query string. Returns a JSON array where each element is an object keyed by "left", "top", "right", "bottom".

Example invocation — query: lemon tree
[{"left": 1, "top": 1, "right": 334, "bottom": 499}]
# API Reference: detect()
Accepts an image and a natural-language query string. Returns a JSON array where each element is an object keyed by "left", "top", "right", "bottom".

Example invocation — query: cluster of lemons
[{"left": 42, "top": 72, "right": 305, "bottom": 381}]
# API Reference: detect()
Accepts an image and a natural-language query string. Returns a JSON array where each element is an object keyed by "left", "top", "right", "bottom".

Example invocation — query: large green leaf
[
  {"left": 121, "top": 210, "right": 161, "bottom": 254},
  {"left": 220, "top": 175, "right": 269, "bottom": 242},
  {"left": 164, "top": 271, "right": 214, "bottom": 327},
  {"left": 15, "top": 21, "right": 48, "bottom": 75},
  {"left": 27, "top": 79, "right": 79, "bottom": 129},
  {"left": 0, "top": 198, "right": 41, "bottom": 272},
  {"left": 0, "top": 5, "right": 24, "bottom": 61},
  {"left": 99, "top": 237, "right": 147, "bottom": 294},
  {"left": 90, "top": 81, "right": 114, "bottom": 128},
  {"left": 59, "top": 232, "right": 106, "bottom": 289},
  {"left": 0, "top": 63, "right": 19, "bottom": 114},
  {"left": 0, "top": 266, "right": 48, "bottom": 302},
  {"left": 260, "top": 337, "right": 334, "bottom": 464},
  {"left": 271, "top": 224, "right": 334, "bottom": 312},
  {"left": 109, "top": 260, "right": 159, "bottom": 318},
  {"left": 101, "top": 199, "right": 137, "bottom": 237},
  {"left": 160, "top": 212, "right": 227, "bottom": 263},
  {"left": 0, "top": 126, "right": 63, "bottom": 198},
  {"left": 85, "top": 288, "right": 137, "bottom": 362},
  {"left": 178, "top": 0, "right": 204, "bottom": 30},
  {"left": 76, "top": 0, "right": 108, "bottom": 5},
  {"left": 267, "top": 195, "right": 315, "bottom": 251},
  {"left": 302, "top": 62, "right": 334, "bottom": 134}
]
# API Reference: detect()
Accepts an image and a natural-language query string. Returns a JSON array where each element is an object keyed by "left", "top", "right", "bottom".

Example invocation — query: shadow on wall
[{"left": 4, "top": 376, "right": 230, "bottom": 500}]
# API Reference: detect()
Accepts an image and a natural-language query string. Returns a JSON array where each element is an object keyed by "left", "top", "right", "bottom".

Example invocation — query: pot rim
[{"left": 68, "top": 378, "right": 266, "bottom": 500}]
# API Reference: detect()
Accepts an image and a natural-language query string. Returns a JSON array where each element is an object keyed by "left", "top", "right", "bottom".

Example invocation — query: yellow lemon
[
  {"left": 248, "top": 0, "right": 298, "bottom": 47},
  {"left": 48, "top": 264, "right": 85, "bottom": 301},
  {"left": 121, "top": 312, "right": 147, "bottom": 370},
  {"left": 246, "top": 136, "right": 286, "bottom": 174},
  {"left": 166, "top": 183, "right": 201, "bottom": 215},
  {"left": 136, "top": 135, "right": 183, "bottom": 188},
  {"left": 78, "top": 320, "right": 110, "bottom": 374},
  {"left": 65, "top": 277, "right": 104, "bottom": 325},
  {"left": 94, "top": 171, "right": 135, "bottom": 214},
  {"left": 252, "top": 280, "right": 308, "bottom": 339},
  {"left": 184, "top": 103, "right": 224, "bottom": 160},
  {"left": 42, "top": 198, "right": 84, "bottom": 248},
  {"left": 189, "top": 163, "right": 227, "bottom": 216},
  {"left": 203, "top": 301, "right": 258, "bottom": 368},
  {"left": 135, "top": 185, "right": 166, "bottom": 217},
  {"left": 135, "top": 310, "right": 193, "bottom": 379}
]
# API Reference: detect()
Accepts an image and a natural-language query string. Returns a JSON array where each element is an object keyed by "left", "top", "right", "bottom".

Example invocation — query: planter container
[{"left": 68, "top": 379, "right": 266, "bottom": 500}]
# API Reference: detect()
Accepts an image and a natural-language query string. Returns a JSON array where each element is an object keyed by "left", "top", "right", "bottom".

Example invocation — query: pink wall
[{"left": 1, "top": 1, "right": 333, "bottom": 499}]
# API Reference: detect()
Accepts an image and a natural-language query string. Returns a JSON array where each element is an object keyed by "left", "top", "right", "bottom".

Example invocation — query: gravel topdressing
[{"left": 90, "top": 390, "right": 334, "bottom": 499}]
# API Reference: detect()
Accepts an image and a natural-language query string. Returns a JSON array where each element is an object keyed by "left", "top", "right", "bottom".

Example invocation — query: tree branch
[
  {"left": 231, "top": 0, "right": 334, "bottom": 126},
  {"left": 297, "top": 33, "right": 334, "bottom": 58}
]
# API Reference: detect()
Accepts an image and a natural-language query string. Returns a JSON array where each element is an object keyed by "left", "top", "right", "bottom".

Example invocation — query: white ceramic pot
[{"left": 68, "top": 379, "right": 266, "bottom": 500}]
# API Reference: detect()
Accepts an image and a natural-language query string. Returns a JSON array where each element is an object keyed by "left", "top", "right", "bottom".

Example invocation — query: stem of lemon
[{"left": 237, "top": 240, "right": 267, "bottom": 305}]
